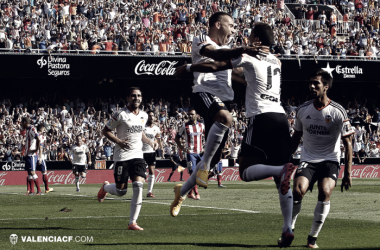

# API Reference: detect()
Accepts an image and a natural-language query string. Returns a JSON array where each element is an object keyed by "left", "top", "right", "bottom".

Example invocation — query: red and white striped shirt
[
  {"left": 178, "top": 122, "right": 205, "bottom": 154},
  {"left": 24, "top": 125, "right": 39, "bottom": 157}
]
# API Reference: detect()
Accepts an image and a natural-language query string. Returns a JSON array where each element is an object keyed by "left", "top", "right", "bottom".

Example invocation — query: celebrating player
[
  {"left": 143, "top": 110, "right": 162, "bottom": 198},
  {"left": 97, "top": 87, "right": 157, "bottom": 231},
  {"left": 170, "top": 12, "right": 269, "bottom": 217},
  {"left": 175, "top": 23, "right": 296, "bottom": 247},
  {"left": 290, "top": 70, "right": 354, "bottom": 248},
  {"left": 22, "top": 117, "right": 43, "bottom": 195},
  {"left": 70, "top": 135, "right": 91, "bottom": 192},
  {"left": 174, "top": 108, "right": 204, "bottom": 199},
  {"left": 36, "top": 124, "right": 53, "bottom": 193}
]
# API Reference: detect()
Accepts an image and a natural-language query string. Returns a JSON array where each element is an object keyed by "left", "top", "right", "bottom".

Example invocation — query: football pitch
[{"left": 1, "top": 180, "right": 379, "bottom": 250}]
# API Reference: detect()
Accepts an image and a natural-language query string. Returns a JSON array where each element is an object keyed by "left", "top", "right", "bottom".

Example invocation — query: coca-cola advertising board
[{"left": 0, "top": 165, "right": 379, "bottom": 186}]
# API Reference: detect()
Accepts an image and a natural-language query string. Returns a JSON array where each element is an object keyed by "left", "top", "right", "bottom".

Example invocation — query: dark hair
[
  {"left": 127, "top": 87, "right": 142, "bottom": 97},
  {"left": 311, "top": 69, "right": 333, "bottom": 91},
  {"left": 21, "top": 117, "right": 31, "bottom": 125},
  {"left": 252, "top": 22, "right": 274, "bottom": 46},
  {"left": 209, "top": 12, "right": 232, "bottom": 28},
  {"left": 37, "top": 124, "right": 45, "bottom": 132},
  {"left": 188, "top": 108, "right": 196, "bottom": 114},
  {"left": 147, "top": 110, "right": 154, "bottom": 115}
]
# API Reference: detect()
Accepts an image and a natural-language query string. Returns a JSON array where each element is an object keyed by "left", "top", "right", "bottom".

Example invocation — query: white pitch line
[
  {"left": 0, "top": 213, "right": 235, "bottom": 221},
  {"left": 63, "top": 194, "right": 260, "bottom": 214}
]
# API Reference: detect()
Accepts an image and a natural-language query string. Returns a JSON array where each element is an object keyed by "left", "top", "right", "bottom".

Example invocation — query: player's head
[
  {"left": 309, "top": 69, "right": 333, "bottom": 98},
  {"left": 208, "top": 12, "right": 235, "bottom": 45},
  {"left": 249, "top": 22, "right": 274, "bottom": 47},
  {"left": 76, "top": 135, "right": 82, "bottom": 146},
  {"left": 147, "top": 110, "right": 155, "bottom": 124},
  {"left": 127, "top": 87, "right": 142, "bottom": 110},
  {"left": 37, "top": 124, "right": 45, "bottom": 133},
  {"left": 20, "top": 117, "right": 31, "bottom": 129},
  {"left": 187, "top": 108, "right": 197, "bottom": 123}
]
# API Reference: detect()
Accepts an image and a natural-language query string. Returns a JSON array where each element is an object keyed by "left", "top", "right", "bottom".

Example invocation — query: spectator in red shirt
[
  {"left": 355, "top": 0, "right": 363, "bottom": 12},
  {"left": 101, "top": 39, "right": 117, "bottom": 54},
  {"left": 306, "top": 6, "right": 318, "bottom": 20}
]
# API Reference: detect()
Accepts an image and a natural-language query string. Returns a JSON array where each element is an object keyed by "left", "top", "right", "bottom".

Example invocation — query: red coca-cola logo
[{"left": 46, "top": 171, "right": 87, "bottom": 185}]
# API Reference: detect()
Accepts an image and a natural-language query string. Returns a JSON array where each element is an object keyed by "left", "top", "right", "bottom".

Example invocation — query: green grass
[{"left": 1, "top": 179, "right": 379, "bottom": 250}]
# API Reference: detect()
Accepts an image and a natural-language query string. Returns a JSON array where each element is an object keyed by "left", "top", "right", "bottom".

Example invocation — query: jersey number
[{"left": 266, "top": 66, "right": 281, "bottom": 90}]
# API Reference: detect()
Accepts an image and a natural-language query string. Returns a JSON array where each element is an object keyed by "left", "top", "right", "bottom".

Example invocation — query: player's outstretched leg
[
  {"left": 170, "top": 184, "right": 186, "bottom": 217},
  {"left": 276, "top": 181, "right": 294, "bottom": 248},
  {"left": 128, "top": 181, "right": 144, "bottom": 230},
  {"left": 307, "top": 201, "right": 330, "bottom": 248},
  {"left": 97, "top": 181, "right": 110, "bottom": 202}
]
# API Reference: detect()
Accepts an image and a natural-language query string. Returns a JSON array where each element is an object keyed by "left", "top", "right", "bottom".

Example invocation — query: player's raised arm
[
  {"left": 341, "top": 134, "right": 353, "bottom": 192},
  {"left": 175, "top": 61, "right": 232, "bottom": 78},
  {"left": 201, "top": 42, "right": 269, "bottom": 61}
]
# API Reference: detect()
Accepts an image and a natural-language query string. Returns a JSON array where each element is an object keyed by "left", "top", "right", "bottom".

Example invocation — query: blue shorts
[
  {"left": 216, "top": 161, "right": 223, "bottom": 172},
  {"left": 186, "top": 153, "right": 203, "bottom": 172},
  {"left": 37, "top": 159, "right": 47, "bottom": 172},
  {"left": 25, "top": 156, "right": 38, "bottom": 172}
]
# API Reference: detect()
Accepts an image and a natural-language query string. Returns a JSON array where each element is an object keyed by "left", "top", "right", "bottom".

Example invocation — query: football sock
[
  {"left": 29, "top": 175, "right": 35, "bottom": 193},
  {"left": 278, "top": 187, "right": 293, "bottom": 232},
  {"left": 180, "top": 171, "right": 183, "bottom": 180},
  {"left": 104, "top": 184, "right": 119, "bottom": 196},
  {"left": 33, "top": 174, "right": 41, "bottom": 193},
  {"left": 242, "top": 164, "right": 283, "bottom": 181},
  {"left": 309, "top": 201, "right": 330, "bottom": 237},
  {"left": 130, "top": 181, "right": 143, "bottom": 225},
  {"left": 180, "top": 161, "right": 199, "bottom": 196},
  {"left": 27, "top": 176, "right": 31, "bottom": 193},
  {"left": 147, "top": 174, "right": 155, "bottom": 193},
  {"left": 292, "top": 200, "right": 302, "bottom": 229},
  {"left": 217, "top": 174, "right": 221, "bottom": 186},
  {"left": 193, "top": 185, "right": 199, "bottom": 196},
  {"left": 75, "top": 176, "right": 79, "bottom": 190},
  {"left": 168, "top": 172, "right": 173, "bottom": 180},
  {"left": 43, "top": 173, "right": 49, "bottom": 191},
  {"left": 201, "top": 122, "right": 228, "bottom": 171},
  {"left": 208, "top": 171, "right": 215, "bottom": 180}
]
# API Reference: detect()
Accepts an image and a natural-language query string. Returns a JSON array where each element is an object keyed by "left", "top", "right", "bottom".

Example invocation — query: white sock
[
  {"left": 278, "top": 187, "right": 293, "bottom": 232},
  {"left": 147, "top": 174, "right": 155, "bottom": 193},
  {"left": 292, "top": 200, "right": 302, "bottom": 229},
  {"left": 130, "top": 181, "right": 143, "bottom": 225},
  {"left": 201, "top": 122, "right": 228, "bottom": 171},
  {"left": 104, "top": 184, "right": 120, "bottom": 196},
  {"left": 309, "top": 201, "right": 330, "bottom": 237},
  {"left": 242, "top": 164, "right": 284, "bottom": 181},
  {"left": 180, "top": 161, "right": 199, "bottom": 196},
  {"left": 75, "top": 177, "right": 79, "bottom": 189}
]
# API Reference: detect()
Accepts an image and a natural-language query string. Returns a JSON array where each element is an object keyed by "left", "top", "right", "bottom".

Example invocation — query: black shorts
[
  {"left": 295, "top": 161, "right": 340, "bottom": 192},
  {"left": 193, "top": 92, "right": 231, "bottom": 167},
  {"left": 72, "top": 164, "right": 86, "bottom": 173},
  {"left": 143, "top": 152, "right": 156, "bottom": 166},
  {"left": 113, "top": 159, "right": 147, "bottom": 184},
  {"left": 172, "top": 163, "right": 179, "bottom": 171},
  {"left": 240, "top": 112, "right": 292, "bottom": 165}
]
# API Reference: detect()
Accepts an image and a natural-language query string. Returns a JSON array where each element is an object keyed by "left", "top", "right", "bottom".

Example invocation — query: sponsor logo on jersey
[
  {"left": 134, "top": 60, "right": 178, "bottom": 76},
  {"left": 126, "top": 125, "right": 143, "bottom": 134},
  {"left": 306, "top": 115, "right": 311, "bottom": 119},
  {"left": 325, "top": 115, "right": 332, "bottom": 123},
  {"left": 307, "top": 124, "right": 330, "bottom": 135}
]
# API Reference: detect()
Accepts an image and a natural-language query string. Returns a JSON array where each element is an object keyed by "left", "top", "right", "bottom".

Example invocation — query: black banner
[{"left": 0, "top": 53, "right": 378, "bottom": 83}]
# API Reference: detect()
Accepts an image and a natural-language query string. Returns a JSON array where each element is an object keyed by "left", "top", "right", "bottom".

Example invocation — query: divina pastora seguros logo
[
  {"left": 134, "top": 60, "right": 178, "bottom": 76},
  {"left": 322, "top": 62, "right": 363, "bottom": 79},
  {"left": 37, "top": 56, "right": 70, "bottom": 77}
]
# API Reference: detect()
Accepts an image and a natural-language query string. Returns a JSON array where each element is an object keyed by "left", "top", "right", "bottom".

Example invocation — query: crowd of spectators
[
  {"left": 0, "top": 0, "right": 379, "bottom": 58},
  {"left": 0, "top": 95, "right": 378, "bottom": 166}
]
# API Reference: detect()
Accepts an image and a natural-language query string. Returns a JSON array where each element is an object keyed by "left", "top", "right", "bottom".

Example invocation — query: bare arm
[
  {"left": 201, "top": 42, "right": 268, "bottom": 61},
  {"left": 142, "top": 132, "right": 156, "bottom": 149},
  {"left": 341, "top": 134, "right": 353, "bottom": 191},
  {"left": 291, "top": 130, "right": 303, "bottom": 154}
]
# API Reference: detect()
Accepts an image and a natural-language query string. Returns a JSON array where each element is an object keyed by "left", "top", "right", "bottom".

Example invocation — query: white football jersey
[
  {"left": 105, "top": 108, "right": 148, "bottom": 161},
  {"left": 71, "top": 144, "right": 89, "bottom": 165},
  {"left": 294, "top": 100, "right": 355, "bottom": 163},
  {"left": 142, "top": 125, "right": 161, "bottom": 153},
  {"left": 231, "top": 53, "right": 285, "bottom": 117},
  {"left": 191, "top": 34, "right": 233, "bottom": 101}
]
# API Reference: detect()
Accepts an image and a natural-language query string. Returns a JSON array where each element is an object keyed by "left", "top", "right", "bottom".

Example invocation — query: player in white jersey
[
  {"left": 36, "top": 124, "right": 53, "bottom": 194},
  {"left": 170, "top": 12, "right": 269, "bottom": 218},
  {"left": 97, "top": 87, "right": 157, "bottom": 231},
  {"left": 143, "top": 110, "right": 163, "bottom": 198},
  {"left": 70, "top": 135, "right": 91, "bottom": 192},
  {"left": 21, "top": 117, "right": 43, "bottom": 195},
  {"left": 291, "top": 70, "right": 354, "bottom": 248},
  {"left": 175, "top": 23, "right": 297, "bottom": 247}
]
